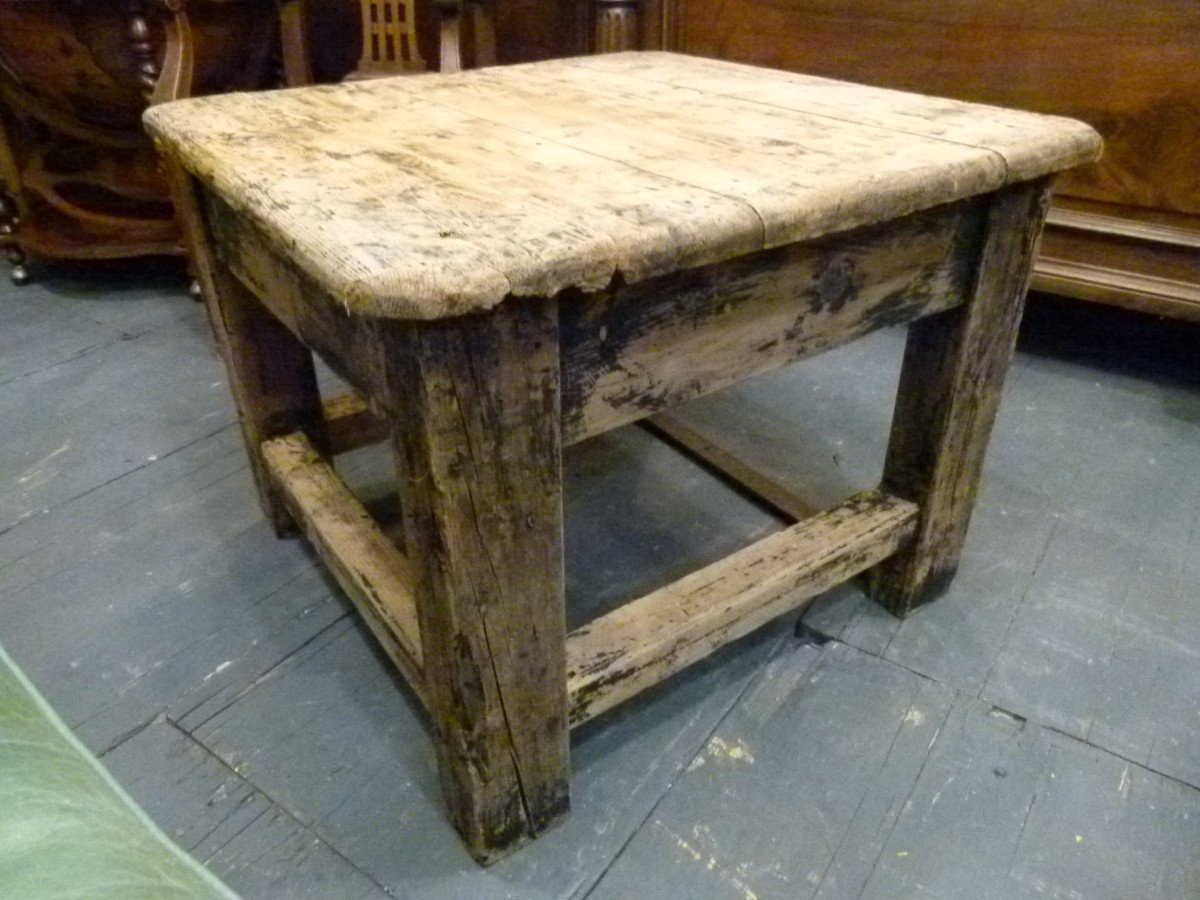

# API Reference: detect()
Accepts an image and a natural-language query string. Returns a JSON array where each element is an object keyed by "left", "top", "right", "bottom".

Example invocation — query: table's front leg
[
  {"left": 381, "top": 300, "right": 570, "bottom": 864},
  {"left": 869, "top": 178, "right": 1055, "bottom": 616}
]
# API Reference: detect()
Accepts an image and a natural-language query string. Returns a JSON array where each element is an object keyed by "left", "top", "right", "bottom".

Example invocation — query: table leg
[
  {"left": 166, "top": 162, "right": 328, "bottom": 534},
  {"left": 382, "top": 300, "right": 570, "bottom": 863},
  {"left": 869, "top": 178, "right": 1055, "bottom": 616}
]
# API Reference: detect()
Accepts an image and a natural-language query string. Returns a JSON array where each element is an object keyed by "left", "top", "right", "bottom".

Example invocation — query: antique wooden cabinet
[
  {"left": 0, "top": 0, "right": 587, "bottom": 282},
  {"left": 653, "top": 0, "right": 1200, "bottom": 320},
  {"left": 0, "top": 1, "right": 282, "bottom": 282}
]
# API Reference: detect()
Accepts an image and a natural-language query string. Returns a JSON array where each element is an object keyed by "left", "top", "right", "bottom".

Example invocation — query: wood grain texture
[
  {"left": 565, "top": 53, "right": 1101, "bottom": 186},
  {"left": 868, "top": 180, "right": 1055, "bottom": 615},
  {"left": 566, "top": 490, "right": 918, "bottom": 726},
  {"left": 560, "top": 197, "right": 986, "bottom": 442},
  {"left": 202, "top": 188, "right": 392, "bottom": 404},
  {"left": 660, "top": 0, "right": 1197, "bottom": 318},
  {"left": 261, "top": 432, "right": 426, "bottom": 705},
  {"left": 0, "top": 1, "right": 277, "bottom": 267},
  {"left": 382, "top": 300, "right": 569, "bottom": 862},
  {"left": 664, "top": 0, "right": 1196, "bottom": 217},
  {"left": 1035, "top": 199, "right": 1200, "bottom": 322},
  {"left": 324, "top": 392, "right": 388, "bottom": 455},
  {"left": 145, "top": 52, "right": 1099, "bottom": 320},
  {"left": 167, "top": 162, "right": 329, "bottom": 534}
]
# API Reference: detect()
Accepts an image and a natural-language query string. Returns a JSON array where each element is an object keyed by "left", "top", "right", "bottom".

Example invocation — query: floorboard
[
  {"left": 1, "top": 268, "right": 1198, "bottom": 898},
  {"left": 103, "top": 718, "right": 389, "bottom": 898}
]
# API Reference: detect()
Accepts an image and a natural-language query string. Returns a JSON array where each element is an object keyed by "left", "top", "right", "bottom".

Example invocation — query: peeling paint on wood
[
  {"left": 560, "top": 198, "right": 988, "bottom": 442},
  {"left": 566, "top": 490, "right": 918, "bottom": 726}
]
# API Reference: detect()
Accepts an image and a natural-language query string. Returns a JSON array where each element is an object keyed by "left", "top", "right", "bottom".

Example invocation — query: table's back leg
[
  {"left": 868, "top": 178, "right": 1055, "bottom": 616},
  {"left": 381, "top": 300, "right": 570, "bottom": 864},
  {"left": 165, "top": 160, "right": 328, "bottom": 534}
]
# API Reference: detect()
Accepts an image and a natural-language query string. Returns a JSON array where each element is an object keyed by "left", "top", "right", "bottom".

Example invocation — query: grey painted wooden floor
[{"left": 2, "top": 266, "right": 1198, "bottom": 898}]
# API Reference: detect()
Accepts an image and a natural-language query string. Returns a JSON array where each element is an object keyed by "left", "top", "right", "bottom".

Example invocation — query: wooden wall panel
[{"left": 663, "top": 0, "right": 1200, "bottom": 318}]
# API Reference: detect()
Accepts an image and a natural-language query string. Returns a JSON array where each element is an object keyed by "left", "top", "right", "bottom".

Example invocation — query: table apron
[
  {"left": 204, "top": 186, "right": 990, "bottom": 447},
  {"left": 559, "top": 196, "right": 988, "bottom": 443}
]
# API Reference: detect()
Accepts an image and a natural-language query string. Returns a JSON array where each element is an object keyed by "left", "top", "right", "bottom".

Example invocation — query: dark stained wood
[
  {"left": 466, "top": 1, "right": 498, "bottom": 66},
  {"left": 663, "top": 0, "right": 1200, "bottom": 319},
  {"left": 433, "top": 0, "right": 498, "bottom": 74},
  {"left": 560, "top": 198, "right": 987, "bottom": 443},
  {"left": 593, "top": 0, "right": 639, "bottom": 53},
  {"left": 278, "top": 0, "right": 316, "bottom": 85},
  {"left": 0, "top": 0, "right": 278, "bottom": 277},
  {"left": 494, "top": 0, "right": 586, "bottom": 62},
  {"left": 168, "top": 162, "right": 329, "bottom": 534},
  {"left": 868, "top": 179, "right": 1055, "bottom": 615},
  {"left": 1036, "top": 198, "right": 1200, "bottom": 323},
  {"left": 282, "top": 0, "right": 558, "bottom": 85},
  {"left": 0, "top": 106, "right": 26, "bottom": 282},
  {"left": 381, "top": 301, "right": 570, "bottom": 863}
]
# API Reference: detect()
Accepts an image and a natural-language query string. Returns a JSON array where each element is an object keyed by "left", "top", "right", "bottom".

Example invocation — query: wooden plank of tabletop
[
  {"left": 144, "top": 53, "right": 1100, "bottom": 320},
  {"left": 404, "top": 61, "right": 1025, "bottom": 250},
  {"left": 566, "top": 53, "right": 1103, "bottom": 184}
]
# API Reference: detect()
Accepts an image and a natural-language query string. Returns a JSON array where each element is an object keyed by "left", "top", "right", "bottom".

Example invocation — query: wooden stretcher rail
[
  {"left": 642, "top": 412, "right": 818, "bottom": 522},
  {"left": 261, "top": 432, "right": 427, "bottom": 708},
  {"left": 324, "top": 392, "right": 386, "bottom": 455},
  {"left": 564, "top": 490, "right": 918, "bottom": 726},
  {"left": 274, "top": 419, "right": 919, "bottom": 732},
  {"left": 321, "top": 394, "right": 822, "bottom": 533}
]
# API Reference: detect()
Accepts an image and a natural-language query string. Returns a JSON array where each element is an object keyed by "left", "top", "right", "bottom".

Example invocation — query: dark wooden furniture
[
  {"left": 0, "top": 0, "right": 278, "bottom": 283},
  {"left": 147, "top": 52, "right": 1098, "bottom": 862},
  {"left": 0, "top": 0, "right": 571, "bottom": 283},
  {"left": 653, "top": 0, "right": 1200, "bottom": 321},
  {"left": 592, "top": 0, "right": 638, "bottom": 53},
  {"left": 278, "top": 0, "right": 496, "bottom": 86}
]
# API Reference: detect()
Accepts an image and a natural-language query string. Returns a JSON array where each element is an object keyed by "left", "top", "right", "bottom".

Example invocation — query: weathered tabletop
[
  {"left": 149, "top": 51, "right": 1103, "bottom": 864},
  {"left": 144, "top": 51, "right": 1101, "bottom": 320}
]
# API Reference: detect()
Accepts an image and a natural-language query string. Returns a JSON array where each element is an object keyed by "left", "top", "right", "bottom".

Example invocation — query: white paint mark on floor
[
  {"left": 653, "top": 820, "right": 760, "bottom": 900},
  {"left": 15, "top": 441, "right": 71, "bottom": 487},
  {"left": 203, "top": 660, "right": 233, "bottom": 681}
]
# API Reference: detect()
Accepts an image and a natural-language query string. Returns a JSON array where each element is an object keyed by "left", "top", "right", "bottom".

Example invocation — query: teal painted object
[{"left": 0, "top": 645, "right": 238, "bottom": 900}]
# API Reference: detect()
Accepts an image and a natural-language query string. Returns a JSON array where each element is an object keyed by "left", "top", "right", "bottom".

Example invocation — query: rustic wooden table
[{"left": 145, "top": 51, "right": 1100, "bottom": 864}]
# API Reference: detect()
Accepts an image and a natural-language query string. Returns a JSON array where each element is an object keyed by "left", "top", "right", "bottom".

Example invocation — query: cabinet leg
[
  {"left": 1, "top": 191, "right": 27, "bottom": 285},
  {"left": 7, "top": 248, "right": 27, "bottom": 285}
]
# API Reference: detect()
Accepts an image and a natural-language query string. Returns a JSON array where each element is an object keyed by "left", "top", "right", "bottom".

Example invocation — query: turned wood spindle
[
  {"left": 593, "top": 0, "right": 638, "bottom": 53},
  {"left": 128, "top": 0, "right": 161, "bottom": 96},
  {"left": 0, "top": 188, "right": 26, "bottom": 284}
]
